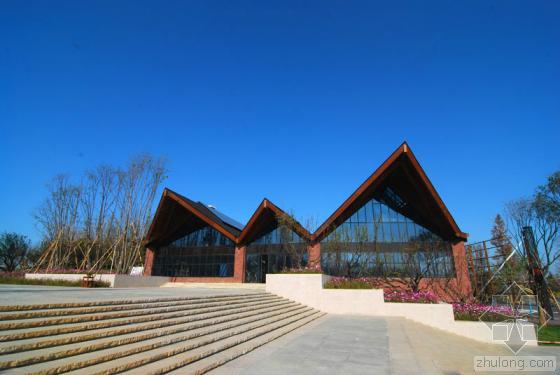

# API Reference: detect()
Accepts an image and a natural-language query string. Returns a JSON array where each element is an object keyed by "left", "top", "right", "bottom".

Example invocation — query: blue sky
[{"left": 1, "top": 1, "right": 559, "bottom": 243}]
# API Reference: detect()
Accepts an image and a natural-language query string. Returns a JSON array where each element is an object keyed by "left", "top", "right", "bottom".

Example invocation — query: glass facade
[
  {"left": 321, "top": 190, "right": 456, "bottom": 278},
  {"left": 152, "top": 226, "right": 235, "bottom": 277},
  {"left": 245, "top": 226, "right": 307, "bottom": 283}
]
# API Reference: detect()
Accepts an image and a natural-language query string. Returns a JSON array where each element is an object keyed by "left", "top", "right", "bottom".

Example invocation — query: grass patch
[
  {"left": 279, "top": 265, "right": 322, "bottom": 274},
  {"left": 0, "top": 275, "right": 110, "bottom": 288},
  {"left": 538, "top": 325, "right": 560, "bottom": 344},
  {"left": 324, "top": 279, "right": 375, "bottom": 289},
  {"left": 453, "top": 311, "right": 508, "bottom": 322}
]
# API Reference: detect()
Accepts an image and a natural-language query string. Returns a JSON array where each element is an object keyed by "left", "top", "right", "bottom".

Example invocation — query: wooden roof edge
[
  {"left": 238, "top": 198, "right": 312, "bottom": 244},
  {"left": 312, "top": 142, "right": 467, "bottom": 242},
  {"left": 146, "top": 188, "right": 239, "bottom": 244},
  {"left": 402, "top": 144, "right": 468, "bottom": 241},
  {"left": 312, "top": 142, "right": 407, "bottom": 242},
  {"left": 144, "top": 188, "right": 172, "bottom": 246}
]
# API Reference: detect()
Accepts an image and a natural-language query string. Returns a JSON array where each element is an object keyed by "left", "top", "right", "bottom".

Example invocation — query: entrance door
[
  {"left": 259, "top": 254, "right": 268, "bottom": 283},
  {"left": 245, "top": 253, "right": 269, "bottom": 283}
]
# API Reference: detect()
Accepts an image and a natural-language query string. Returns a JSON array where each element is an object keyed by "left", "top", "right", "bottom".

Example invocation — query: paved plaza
[{"left": 213, "top": 315, "right": 559, "bottom": 375}]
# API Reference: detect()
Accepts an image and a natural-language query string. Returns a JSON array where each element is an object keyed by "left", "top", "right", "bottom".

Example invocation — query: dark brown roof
[
  {"left": 145, "top": 189, "right": 241, "bottom": 247},
  {"left": 145, "top": 142, "right": 467, "bottom": 248},
  {"left": 312, "top": 142, "right": 468, "bottom": 242},
  {"left": 237, "top": 199, "right": 312, "bottom": 245}
]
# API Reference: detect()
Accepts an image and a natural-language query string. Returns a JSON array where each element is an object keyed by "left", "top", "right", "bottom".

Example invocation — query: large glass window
[
  {"left": 245, "top": 226, "right": 307, "bottom": 283},
  {"left": 321, "top": 189, "right": 455, "bottom": 278},
  {"left": 152, "top": 226, "right": 235, "bottom": 277}
]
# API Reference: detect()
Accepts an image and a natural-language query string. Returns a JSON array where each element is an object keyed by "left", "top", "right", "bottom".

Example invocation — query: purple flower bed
[
  {"left": 384, "top": 290, "right": 439, "bottom": 304},
  {"left": 453, "top": 303, "right": 516, "bottom": 322}
]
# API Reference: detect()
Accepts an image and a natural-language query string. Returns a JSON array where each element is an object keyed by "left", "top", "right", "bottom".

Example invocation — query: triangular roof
[
  {"left": 237, "top": 199, "right": 312, "bottom": 245},
  {"left": 312, "top": 142, "right": 468, "bottom": 242},
  {"left": 145, "top": 142, "right": 467, "bottom": 248},
  {"left": 145, "top": 188, "right": 241, "bottom": 247}
]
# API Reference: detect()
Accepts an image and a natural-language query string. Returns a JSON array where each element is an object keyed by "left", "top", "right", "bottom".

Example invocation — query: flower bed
[
  {"left": 384, "top": 290, "right": 439, "bottom": 304},
  {"left": 453, "top": 303, "right": 515, "bottom": 322},
  {"left": 279, "top": 265, "right": 322, "bottom": 274},
  {"left": 324, "top": 277, "right": 381, "bottom": 289}
]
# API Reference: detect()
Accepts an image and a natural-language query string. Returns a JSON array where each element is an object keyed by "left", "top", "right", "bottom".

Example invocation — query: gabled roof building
[{"left": 144, "top": 143, "right": 472, "bottom": 298}]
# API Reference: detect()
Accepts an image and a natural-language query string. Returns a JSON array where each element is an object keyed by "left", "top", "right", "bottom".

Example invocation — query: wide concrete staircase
[{"left": 0, "top": 293, "right": 324, "bottom": 374}]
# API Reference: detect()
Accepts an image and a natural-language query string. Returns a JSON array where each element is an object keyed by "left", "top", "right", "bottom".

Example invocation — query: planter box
[{"left": 265, "top": 273, "right": 538, "bottom": 346}]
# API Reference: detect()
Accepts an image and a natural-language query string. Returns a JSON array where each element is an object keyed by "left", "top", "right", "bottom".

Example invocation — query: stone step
[
  {"left": 0, "top": 293, "right": 266, "bottom": 312},
  {"left": 0, "top": 302, "right": 304, "bottom": 368},
  {"left": 0, "top": 297, "right": 287, "bottom": 343},
  {"left": 0, "top": 294, "right": 271, "bottom": 321},
  {"left": 0, "top": 300, "right": 295, "bottom": 355},
  {"left": 64, "top": 309, "right": 321, "bottom": 375},
  {"left": 0, "top": 293, "right": 323, "bottom": 375},
  {"left": 4, "top": 307, "right": 315, "bottom": 375},
  {"left": 119, "top": 311, "right": 325, "bottom": 375},
  {"left": 169, "top": 312, "right": 326, "bottom": 375},
  {"left": 0, "top": 295, "right": 280, "bottom": 330}
]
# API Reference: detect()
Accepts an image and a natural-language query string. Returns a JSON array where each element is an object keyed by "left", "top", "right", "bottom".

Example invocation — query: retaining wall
[{"left": 266, "top": 274, "right": 537, "bottom": 346}]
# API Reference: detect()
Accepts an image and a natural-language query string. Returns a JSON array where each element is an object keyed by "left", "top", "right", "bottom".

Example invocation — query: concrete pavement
[{"left": 212, "top": 315, "right": 559, "bottom": 375}]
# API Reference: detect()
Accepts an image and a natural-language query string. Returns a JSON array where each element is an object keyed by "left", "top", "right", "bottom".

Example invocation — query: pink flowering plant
[
  {"left": 280, "top": 264, "right": 322, "bottom": 274},
  {"left": 453, "top": 303, "right": 516, "bottom": 322},
  {"left": 384, "top": 289, "right": 439, "bottom": 304}
]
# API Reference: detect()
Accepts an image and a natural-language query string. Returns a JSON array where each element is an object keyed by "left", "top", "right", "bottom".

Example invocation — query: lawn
[{"left": 538, "top": 325, "right": 560, "bottom": 344}]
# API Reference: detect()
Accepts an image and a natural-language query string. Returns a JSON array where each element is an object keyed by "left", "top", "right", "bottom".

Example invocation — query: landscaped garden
[
  {"left": 280, "top": 265, "right": 322, "bottom": 274},
  {"left": 324, "top": 276, "right": 379, "bottom": 289},
  {"left": 452, "top": 302, "right": 516, "bottom": 322},
  {"left": 0, "top": 272, "right": 110, "bottom": 288}
]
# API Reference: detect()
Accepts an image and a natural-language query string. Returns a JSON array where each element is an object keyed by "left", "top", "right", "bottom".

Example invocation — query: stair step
[
  {"left": 170, "top": 312, "right": 326, "bottom": 375},
  {"left": 0, "top": 293, "right": 266, "bottom": 312},
  {"left": 65, "top": 309, "right": 320, "bottom": 375},
  {"left": 0, "top": 294, "right": 271, "bottom": 321},
  {"left": 0, "top": 293, "right": 323, "bottom": 375},
  {"left": 121, "top": 311, "right": 325, "bottom": 375},
  {"left": 0, "top": 300, "right": 295, "bottom": 355},
  {"left": 0, "top": 303, "right": 304, "bottom": 368},
  {"left": 0, "top": 295, "right": 280, "bottom": 330},
  {"left": 0, "top": 296, "right": 284, "bottom": 341}
]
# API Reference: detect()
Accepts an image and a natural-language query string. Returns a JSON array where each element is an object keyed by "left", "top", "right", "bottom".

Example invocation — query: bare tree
[
  {"left": 34, "top": 154, "right": 167, "bottom": 274},
  {"left": 506, "top": 195, "right": 559, "bottom": 277},
  {"left": 275, "top": 211, "right": 319, "bottom": 269}
]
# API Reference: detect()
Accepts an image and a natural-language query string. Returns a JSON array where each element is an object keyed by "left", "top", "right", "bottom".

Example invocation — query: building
[{"left": 143, "top": 142, "right": 472, "bottom": 298}]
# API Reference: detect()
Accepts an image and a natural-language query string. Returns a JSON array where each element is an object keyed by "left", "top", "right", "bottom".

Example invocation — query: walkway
[{"left": 213, "top": 315, "right": 560, "bottom": 375}]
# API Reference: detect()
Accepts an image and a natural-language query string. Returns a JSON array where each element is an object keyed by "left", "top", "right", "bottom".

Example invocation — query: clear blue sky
[{"left": 1, "top": 1, "right": 559, "bottom": 244}]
